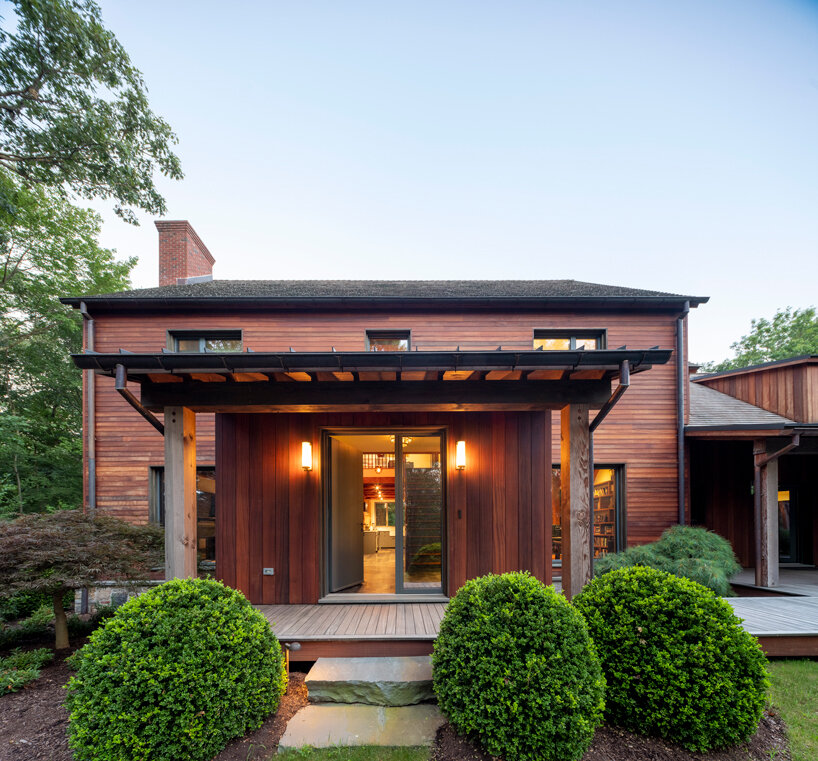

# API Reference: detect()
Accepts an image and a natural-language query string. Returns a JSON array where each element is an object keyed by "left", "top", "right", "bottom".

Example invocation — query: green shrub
[
  {"left": 574, "top": 566, "right": 768, "bottom": 752},
  {"left": 0, "top": 589, "right": 74, "bottom": 622},
  {"left": 0, "top": 647, "right": 53, "bottom": 694},
  {"left": 66, "top": 578, "right": 287, "bottom": 761},
  {"left": 595, "top": 525, "right": 740, "bottom": 596},
  {"left": 433, "top": 572, "right": 605, "bottom": 761},
  {"left": 0, "top": 603, "right": 113, "bottom": 650}
]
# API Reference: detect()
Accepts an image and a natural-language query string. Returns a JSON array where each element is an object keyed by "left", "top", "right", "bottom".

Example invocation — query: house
[
  {"left": 62, "top": 221, "right": 707, "bottom": 643},
  {"left": 688, "top": 356, "right": 818, "bottom": 588}
]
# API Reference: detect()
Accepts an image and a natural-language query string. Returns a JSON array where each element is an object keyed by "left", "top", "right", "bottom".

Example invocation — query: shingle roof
[
  {"left": 62, "top": 278, "right": 707, "bottom": 306},
  {"left": 687, "top": 382, "right": 795, "bottom": 430}
]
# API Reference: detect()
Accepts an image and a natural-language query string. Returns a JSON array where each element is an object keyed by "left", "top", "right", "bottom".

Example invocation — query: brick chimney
[{"left": 155, "top": 220, "right": 215, "bottom": 286}]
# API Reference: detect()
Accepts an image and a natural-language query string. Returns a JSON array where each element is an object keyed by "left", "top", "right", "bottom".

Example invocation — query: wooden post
[
  {"left": 164, "top": 406, "right": 197, "bottom": 580},
  {"left": 561, "top": 404, "right": 591, "bottom": 599},
  {"left": 753, "top": 438, "right": 779, "bottom": 588}
]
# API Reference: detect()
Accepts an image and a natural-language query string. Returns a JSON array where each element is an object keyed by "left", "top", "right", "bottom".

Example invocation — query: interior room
[{"left": 327, "top": 432, "right": 443, "bottom": 596}]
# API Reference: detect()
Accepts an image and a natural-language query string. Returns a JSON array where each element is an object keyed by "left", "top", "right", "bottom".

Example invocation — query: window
[
  {"left": 169, "top": 330, "right": 242, "bottom": 352},
  {"left": 533, "top": 330, "right": 605, "bottom": 351},
  {"left": 551, "top": 465, "right": 624, "bottom": 563},
  {"left": 149, "top": 467, "right": 216, "bottom": 569},
  {"left": 366, "top": 330, "right": 410, "bottom": 352}
]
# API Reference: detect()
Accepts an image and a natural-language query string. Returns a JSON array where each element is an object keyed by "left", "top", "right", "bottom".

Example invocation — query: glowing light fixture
[
  {"left": 455, "top": 440, "right": 467, "bottom": 470},
  {"left": 301, "top": 441, "right": 313, "bottom": 471}
]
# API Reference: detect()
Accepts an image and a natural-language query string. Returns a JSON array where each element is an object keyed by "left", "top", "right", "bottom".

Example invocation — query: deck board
[{"left": 257, "top": 598, "right": 817, "bottom": 642}]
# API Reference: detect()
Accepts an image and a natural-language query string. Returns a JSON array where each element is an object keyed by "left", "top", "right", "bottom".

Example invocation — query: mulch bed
[
  {"left": 431, "top": 710, "right": 791, "bottom": 761},
  {"left": 0, "top": 658, "right": 790, "bottom": 761}
]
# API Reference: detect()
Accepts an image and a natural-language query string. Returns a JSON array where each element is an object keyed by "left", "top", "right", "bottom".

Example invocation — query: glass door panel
[{"left": 398, "top": 435, "right": 443, "bottom": 593}]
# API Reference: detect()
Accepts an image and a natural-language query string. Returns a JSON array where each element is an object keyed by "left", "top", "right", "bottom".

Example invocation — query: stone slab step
[
  {"left": 278, "top": 704, "right": 445, "bottom": 750},
  {"left": 306, "top": 656, "right": 434, "bottom": 706}
]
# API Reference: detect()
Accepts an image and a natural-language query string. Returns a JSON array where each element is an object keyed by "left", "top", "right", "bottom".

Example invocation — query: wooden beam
[
  {"left": 141, "top": 379, "right": 613, "bottom": 413},
  {"left": 560, "top": 404, "right": 591, "bottom": 600},
  {"left": 753, "top": 439, "right": 779, "bottom": 588},
  {"left": 164, "top": 406, "right": 197, "bottom": 580}
]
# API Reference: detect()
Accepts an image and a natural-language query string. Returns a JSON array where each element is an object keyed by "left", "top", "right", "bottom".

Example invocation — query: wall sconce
[
  {"left": 455, "top": 440, "right": 466, "bottom": 470},
  {"left": 301, "top": 441, "right": 313, "bottom": 471}
]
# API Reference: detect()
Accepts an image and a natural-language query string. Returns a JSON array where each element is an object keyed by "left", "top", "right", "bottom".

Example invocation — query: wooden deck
[
  {"left": 732, "top": 568, "right": 818, "bottom": 597},
  {"left": 257, "top": 603, "right": 446, "bottom": 660},
  {"left": 259, "top": 596, "right": 818, "bottom": 659}
]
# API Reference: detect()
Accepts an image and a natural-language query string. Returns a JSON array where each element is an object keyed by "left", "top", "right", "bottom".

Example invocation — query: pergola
[{"left": 74, "top": 347, "right": 672, "bottom": 598}]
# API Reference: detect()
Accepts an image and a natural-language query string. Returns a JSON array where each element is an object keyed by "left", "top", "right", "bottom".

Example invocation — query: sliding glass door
[{"left": 326, "top": 429, "right": 445, "bottom": 596}]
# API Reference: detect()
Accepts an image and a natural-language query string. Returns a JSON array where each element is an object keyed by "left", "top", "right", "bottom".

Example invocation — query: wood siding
[
  {"left": 690, "top": 439, "right": 755, "bottom": 566},
  {"left": 86, "top": 307, "right": 682, "bottom": 554},
  {"left": 216, "top": 410, "right": 550, "bottom": 603},
  {"left": 696, "top": 362, "right": 818, "bottom": 423}
]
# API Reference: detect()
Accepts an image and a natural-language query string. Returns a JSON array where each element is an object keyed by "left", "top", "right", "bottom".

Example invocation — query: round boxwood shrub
[
  {"left": 433, "top": 572, "right": 605, "bottom": 761},
  {"left": 574, "top": 566, "right": 768, "bottom": 752},
  {"left": 66, "top": 578, "right": 287, "bottom": 761}
]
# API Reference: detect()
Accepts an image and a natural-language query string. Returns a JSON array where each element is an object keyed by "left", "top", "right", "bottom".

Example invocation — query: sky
[{"left": 87, "top": 0, "right": 818, "bottom": 365}]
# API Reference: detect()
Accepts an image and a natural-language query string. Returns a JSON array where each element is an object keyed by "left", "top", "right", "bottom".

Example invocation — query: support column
[
  {"left": 561, "top": 404, "right": 592, "bottom": 599},
  {"left": 753, "top": 439, "right": 779, "bottom": 588},
  {"left": 164, "top": 406, "right": 197, "bottom": 580}
]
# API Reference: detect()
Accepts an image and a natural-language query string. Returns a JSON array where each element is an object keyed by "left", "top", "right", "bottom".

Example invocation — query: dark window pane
[{"left": 176, "top": 338, "right": 201, "bottom": 352}]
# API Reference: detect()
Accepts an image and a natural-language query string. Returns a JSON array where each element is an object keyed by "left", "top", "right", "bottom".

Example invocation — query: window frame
[
  {"left": 365, "top": 329, "right": 412, "bottom": 352},
  {"left": 166, "top": 329, "right": 243, "bottom": 353},
  {"left": 532, "top": 329, "right": 607, "bottom": 350}
]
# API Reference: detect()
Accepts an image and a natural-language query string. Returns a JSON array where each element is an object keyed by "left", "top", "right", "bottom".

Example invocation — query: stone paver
[
  {"left": 278, "top": 703, "right": 445, "bottom": 749},
  {"left": 306, "top": 656, "right": 434, "bottom": 706}
]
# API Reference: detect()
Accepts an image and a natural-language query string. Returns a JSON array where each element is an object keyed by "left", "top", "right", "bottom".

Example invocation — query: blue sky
[{"left": 90, "top": 0, "right": 818, "bottom": 364}]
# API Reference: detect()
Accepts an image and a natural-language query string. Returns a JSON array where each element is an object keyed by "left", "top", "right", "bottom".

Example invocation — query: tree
[
  {"left": 0, "top": 510, "right": 163, "bottom": 649},
  {"left": 703, "top": 307, "right": 818, "bottom": 373},
  {"left": 0, "top": 171, "right": 135, "bottom": 514},
  {"left": 0, "top": 0, "right": 182, "bottom": 222}
]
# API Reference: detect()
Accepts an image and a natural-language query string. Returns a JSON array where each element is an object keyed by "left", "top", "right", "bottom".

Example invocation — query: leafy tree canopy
[
  {"left": 0, "top": 0, "right": 182, "bottom": 222},
  {"left": 0, "top": 509, "right": 163, "bottom": 648},
  {"left": 703, "top": 306, "right": 818, "bottom": 373},
  {"left": 0, "top": 171, "right": 135, "bottom": 514}
]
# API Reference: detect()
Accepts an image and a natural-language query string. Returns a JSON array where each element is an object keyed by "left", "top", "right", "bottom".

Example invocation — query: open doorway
[{"left": 326, "top": 430, "right": 445, "bottom": 596}]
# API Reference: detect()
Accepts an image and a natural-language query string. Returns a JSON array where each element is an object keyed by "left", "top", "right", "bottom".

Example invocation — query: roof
[
  {"left": 687, "top": 382, "right": 796, "bottom": 431},
  {"left": 61, "top": 279, "right": 708, "bottom": 311},
  {"left": 693, "top": 355, "right": 818, "bottom": 382}
]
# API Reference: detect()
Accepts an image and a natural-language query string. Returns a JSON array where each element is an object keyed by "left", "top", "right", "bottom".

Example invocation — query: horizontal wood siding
[
  {"left": 216, "top": 410, "right": 550, "bottom": 603},
  {"left": 88, "top": 307, "right": 681, "bottom": 554}
]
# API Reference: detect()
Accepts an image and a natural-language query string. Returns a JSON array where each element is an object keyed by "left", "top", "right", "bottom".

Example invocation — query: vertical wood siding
[{"left": 216, "top": 410, "right": 550, "bottom": 604}]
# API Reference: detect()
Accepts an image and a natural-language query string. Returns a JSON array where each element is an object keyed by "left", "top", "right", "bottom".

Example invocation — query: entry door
[{"left": 329, "top": 438, "right": 364, "bottom": 592}]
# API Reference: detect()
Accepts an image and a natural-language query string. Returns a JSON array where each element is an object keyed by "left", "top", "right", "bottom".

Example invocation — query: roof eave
[{"left": 60, "top": 294, "right": 709, "bottom": 311}]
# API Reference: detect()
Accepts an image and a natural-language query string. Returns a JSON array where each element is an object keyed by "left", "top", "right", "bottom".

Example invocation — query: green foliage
[
  {"left": 0, "top": 602, "right": 113, "bottom": 649},
  {"left": 574, "top": 566, "right": 769, "bottom": 752},
  {"left": 0, "top": 646, "right": 52, "bottom": 694},
  {"left": 433, "top": 572, "right": 605, "bottom": 761},
  {"left": 409, "top": 542, "right": 441, "bottom": 572},
  {"left": 0, "top": 0, "right": 182, "bottom": 221},
  {"left": 703, "top": 306, "right": 818, "bottom": 372},
  {"left": 0, "top": 588, "right": 73, "bottom": 622},
  {"left": 594, "top": 525, "right": 740, "bottom": 596},
  {"left": 66, "top": 578, "right": 288, "bottom": 761},
  {"left": 0, "top": 174, "right": 135, "bottom": 515}
]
